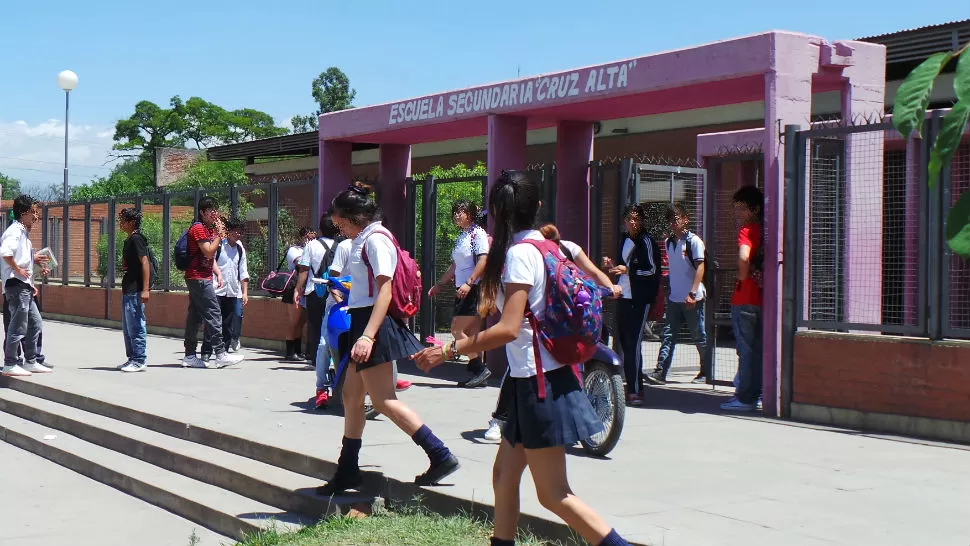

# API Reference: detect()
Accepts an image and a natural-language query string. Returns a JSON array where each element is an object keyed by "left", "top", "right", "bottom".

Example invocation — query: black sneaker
[
  {"left": 415, "top": 454, "right": 460, "bottom": 486},
  {"left": 691, "top": 374, "right": 708, "bottom": 385},
  {"left": 645, "top": 371, "right": 666, "bottom": 385},
  {"left": 364, "top": 404, "right": 380, "bottom": 420},
  {"left": 459, "top": 368, "right": 491, "bottom": 389},
  {"left": 315, "top": 470, "right": 363, "bottom": 496}
]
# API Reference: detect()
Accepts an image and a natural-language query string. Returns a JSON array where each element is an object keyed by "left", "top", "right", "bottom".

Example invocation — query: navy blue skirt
[
  {"left": 349, "top": 306, "right": 423, "bottom": 371},
  {"left": 502, "top": 366, "right": 604, "bottom": 450}
]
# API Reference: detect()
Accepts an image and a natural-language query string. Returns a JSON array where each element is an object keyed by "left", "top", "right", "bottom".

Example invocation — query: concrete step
[
  {"left": 3, "top": 377, "right": 341, "bottom": 480},
  {"left": 0, "top": 409, "right": 308, "bottom": 541},
  {"left": 0, "top": 388, "right": 379, "bottom": 522}
]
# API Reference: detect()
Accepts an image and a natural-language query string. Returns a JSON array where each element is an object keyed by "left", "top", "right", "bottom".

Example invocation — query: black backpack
[
  {"left": 315, "top": 237, "right": 336, "bottom": 277},
  {"left": 665, "top": 231, "right": 718, "bottom": 294}
]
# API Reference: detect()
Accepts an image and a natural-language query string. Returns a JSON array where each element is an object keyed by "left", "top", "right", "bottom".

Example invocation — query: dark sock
[
  {"left": 337, "top": 436, "right": 362, "bottom": 473},
  {"left": 468, "top": 357, "right": 484, "bottom": 374},
  {"left": 284, "top": 339, "right": 294, "bottom": 355},
  {"left": 598, "top": 529, "right": 630, "bottom": 546},
  {"left": 411, "top": 425, "right": 451, "bottom": 465},
  {"left": 491, "top": 538, "right": 515, "bottom": 546},
  {"left": 295, "top": 337, "right": 303, "bottom": 354}
]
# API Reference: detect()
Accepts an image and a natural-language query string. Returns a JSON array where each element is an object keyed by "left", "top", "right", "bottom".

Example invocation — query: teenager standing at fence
[
  {"left": 721, "top": 186, "right": 764, "bottom": 412},
  {"left": 201, "top": 217, "right": 249, "bottom": 361},
  {"left": 428, "top": 200, "right": 491, "bottom": 388},
  {"left": 413, "top": 172, "right": 632, "bottom": 546},
  {"left": 1, "top": 195, "right": 51, "bottom": 377},
  {"left": 603, "top": 204, "right": 660, "bottom": 406},
  {"left": 117, "top": 208, "right": 151, "bottom": 372},
  {"left": 283, "top": 226, "right": 313, "bottom": 361},
  {"left": 182, "top": 198, "right": 243, "bottom": 369},
  {"left": 317, "top": 184, "right": 459, "bottom": 495},
  {"left": 647, "top": 203, "right": 712, "bottom": 385},
  {"left": 295, "top": 216, "right": 338, "bottom": 370}
]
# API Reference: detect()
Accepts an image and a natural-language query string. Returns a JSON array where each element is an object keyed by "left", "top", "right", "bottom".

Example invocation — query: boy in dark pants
[
  {"left": 721, "top": 186, "right": 764, "bottom": 411},
  {"left": 117, "top": 208, "right": 151, "bottom": 372},
  {"left": 201, "top": 217, "right": 249, "bottom": 361}
]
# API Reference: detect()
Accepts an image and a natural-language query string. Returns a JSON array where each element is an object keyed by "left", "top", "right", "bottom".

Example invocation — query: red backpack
[{"left": 361, "top": 229, "right": 422, "bottom": 322}]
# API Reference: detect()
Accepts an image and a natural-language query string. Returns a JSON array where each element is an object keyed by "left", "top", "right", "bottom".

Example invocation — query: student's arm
[
  {"left": 457, "top": 256, "right": 487, "bottom": 299},
  {"left": 736, "top": 227, "right": 753, "bottom": 281},
  {"left": 240, "top": 249, "right": 250, "bottom": 305},
  {"left": 430, "top": 262, "right": 456, "bottom": 297},
  {"left": 213, "top": 260, "right": 224, "bottom": 288},
  {"left": 293, "top": 267, "right": 309, "bottom": 308},
  {"left": 573, "top": 248, "right": 621, "bottom": 298},
  {"left": 413, "top": 284, "right": 529, "bottom": 372},
  {"left": 350, "top": 275, "right": 392, "bottom": 364},
  {"left": 140, "top": 256, "right": 151, "bottom": 301}
]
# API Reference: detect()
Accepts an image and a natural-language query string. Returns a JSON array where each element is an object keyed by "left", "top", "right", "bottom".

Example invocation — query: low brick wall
[
  {"left": 792, "top": 331, "right": 970, "bottom": 441},
  {"left": 38, "top": 284, "right": 292, "bottom": 344}
]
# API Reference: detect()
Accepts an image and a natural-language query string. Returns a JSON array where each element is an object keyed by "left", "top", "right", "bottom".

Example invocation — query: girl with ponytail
[{"left": 414, "top": 171, "right": 632, "bottom": 546}]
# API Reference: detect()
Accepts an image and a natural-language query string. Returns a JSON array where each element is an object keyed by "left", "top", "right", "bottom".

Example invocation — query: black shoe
[
  {"left": 645, "top": 371, "right": 666, "bottom": 385},
  {"left": 459, "top": 368, "right": 491, "bottom": 389},
  {"left": 364, "top": 404, "right": 380, "bottom": 420},
  {"left": 415, "top": 454, "right": 460, "bottom": 486},
  {"left": 315, "top": 470, "right": 363, "bottom": 496},
  {"left": 691, "top": 374, "right": 708, "bottom": 385},
  {"left": 284, "top": 353, "right": 301, "bottom": 362}
]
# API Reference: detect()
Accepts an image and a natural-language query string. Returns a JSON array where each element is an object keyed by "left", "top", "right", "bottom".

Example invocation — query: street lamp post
[{"left": 56, "top": 70, "right": 78, "bottom": 202}]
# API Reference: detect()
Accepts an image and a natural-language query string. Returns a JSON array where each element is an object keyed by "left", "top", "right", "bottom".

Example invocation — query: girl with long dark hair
[
  {"left": 428, "top": 199, "right": 491, "bottom": 388},
  {"left": 318, "top": 184, "right": 460, "bottom": 495},
  {"left": 413, "top": 171, "right": 631, "bottom": 546}
]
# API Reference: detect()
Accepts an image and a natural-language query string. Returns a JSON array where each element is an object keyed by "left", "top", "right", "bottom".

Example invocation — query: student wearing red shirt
[
  {"left": 182, "top": 198, "right": 244, "bottom": 369},
  {"left": 721, "top": 186, "right": 763, "bottom": 411}
]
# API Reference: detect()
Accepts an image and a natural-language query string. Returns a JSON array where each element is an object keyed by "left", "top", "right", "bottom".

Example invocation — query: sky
[{"left": 0, "top": 0, "right": 962, "bottom": 191}]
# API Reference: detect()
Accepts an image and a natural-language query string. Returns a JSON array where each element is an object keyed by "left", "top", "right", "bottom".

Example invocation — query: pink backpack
[{"left": 361, "top": 229, "right": 422, "bottom": 322}]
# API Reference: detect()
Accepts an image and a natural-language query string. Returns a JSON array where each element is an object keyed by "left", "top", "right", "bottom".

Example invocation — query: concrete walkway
[{"left": 4, "top": 320, "right": 970, "bottom": 546}]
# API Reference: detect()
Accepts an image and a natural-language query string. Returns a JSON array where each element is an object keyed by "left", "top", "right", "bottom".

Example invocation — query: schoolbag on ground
[
  {"left": 172, "top": 222, "right": 200, "bottom": 271},
  {"left": 517, "top": 239, "right": 604, "bottom": 399},
  {"left": 361, "top": 229, "right": 422, "bottom": 322}
]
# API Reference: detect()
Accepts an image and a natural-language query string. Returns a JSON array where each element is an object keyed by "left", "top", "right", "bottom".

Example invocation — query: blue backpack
[
  {"left": 173, "top": 222, "right": 200, "bottom": 271},
  {"left": 518, "top": 238, "right": 604, "bottom": 399}
]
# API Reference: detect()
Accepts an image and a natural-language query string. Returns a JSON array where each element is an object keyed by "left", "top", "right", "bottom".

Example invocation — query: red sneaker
[
  {"left": 395, "top": 379, "right": 412, "bottom": 392},
  {"left": 314, "top": 389, "right": 329, "bottom": 409}
]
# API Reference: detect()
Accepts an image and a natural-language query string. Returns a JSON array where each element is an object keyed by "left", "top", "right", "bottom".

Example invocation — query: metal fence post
[
  {"left": 41, "top": 206, "right": 49, "bottom": 262},
  {"left": 162, "top": 193, "right": 172, "bottom": 292},
  {"left": 193, "top": 188, "right": 201, "bottom": 221},
  {"left": 230, "top": 185, "right": 240, "bottom": 219},
  {"left": 781, "top": 124, "right": 801, "bottom": 418},
  {"left": 619, "top": 158, "right": 635, "bottom": 207},
  {"left": 106, "top": 198, "right": 117, "bottom": 289},
  {"left": 404, "top": 178, "right": 417, "bottom": 254},
  {"left": 420, "top": 175, "right": 437, "bottom": 339},
  {"left": 267, "top": 182, "right": 279, "bottom": 274},
  {"left": 926, "top": 112, "right": 944, "bottom": 340},
  {"left": 589, "top": 161, "right": 603, "bottom": 266},
  {"left": 83, "top": 202, "right": 91, "bottom": 287}
]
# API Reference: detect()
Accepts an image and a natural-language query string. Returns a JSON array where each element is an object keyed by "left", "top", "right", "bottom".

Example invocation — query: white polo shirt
[
  {"left": 452, "top": 225, "right": 489, "bottom": 286},
  {"left": 666, "top": 232, "right": 706, "bottom": 303},
  {"left": 346, "top": 222, "right": 397, "bottom": 309},
  {"left": 298, "top": 237, "right": 335, "bottom": 295},
  {"left": 0, "top": 221, "right": 34, "bottom": 287}
]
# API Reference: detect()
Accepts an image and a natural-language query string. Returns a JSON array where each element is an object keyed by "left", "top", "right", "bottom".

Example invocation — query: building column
[
  {"left": 841, "top": 67, "right": 886, "bottom": 326},
  {"left": 555, "top": 121, "right": 594, "bottom": 250},
  {"left": 379, "top": 144, "right": 412, "bottom": 236},
  {"left": 763, "top": 67, "right": 813, "bottom": 417},
  {"left": 485, "top": 114, "right": 528, "bottom": 375},
  {"left": 319, "top": 140, "right": 353, "bottom": 220}
]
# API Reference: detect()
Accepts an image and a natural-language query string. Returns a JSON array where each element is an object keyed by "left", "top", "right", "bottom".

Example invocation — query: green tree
[
  {"left": 112, "top": 98, "right": 187, "bottom": 160},
  {"left": 0, "top": 172, "right": 22, "bottom": 199},
  {"left": 892, "top": 41, "right": 970, "bottom": 256},
  {"left": 166, "top": 159, "right": 248, "bottom": 190},
  {"left": 71, "top": 158, "right": 155, "bottom": 201},
  {"left": 291, "top": 67, "right": 356, "bottom": 132}
]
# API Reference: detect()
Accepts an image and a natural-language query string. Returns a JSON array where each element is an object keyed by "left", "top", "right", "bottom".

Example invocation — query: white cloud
[{"left": 0, "top": 119, "right": 117, "bottom": 190}]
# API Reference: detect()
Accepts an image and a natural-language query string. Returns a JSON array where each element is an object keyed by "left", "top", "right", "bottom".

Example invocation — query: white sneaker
[
  {"left": 120, "top": 362, "right": 147, "bottom": 373},
  {"left": 484, "top": 419, "right": 504, "bottom": 442},
  {"left": 181, "top": 355, "right": 208, "bottom": 369},
  {"left": 117, "top": 361, "right": 130, "bottom": 370},
  {"left": 214, "top": 352, "right": 244, "bottom": 368},
  {"left": 2, "top": 365, "right": 31, "bottom": 377},
  {"left": 24, "top": 362, "right": 52, "bottom": 374}
]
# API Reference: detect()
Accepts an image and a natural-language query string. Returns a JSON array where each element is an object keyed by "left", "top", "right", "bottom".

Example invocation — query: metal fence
[
  {"left": 787, "top": 115, "right": 970, "bottom": 340},
  {"left": 4, "top": 177, "right": 319, "bottom": 294}
]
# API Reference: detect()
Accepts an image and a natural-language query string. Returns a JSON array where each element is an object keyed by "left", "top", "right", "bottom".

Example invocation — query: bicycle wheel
[{"left": 580, "top": 360, "right": 626, "bottom": 456}]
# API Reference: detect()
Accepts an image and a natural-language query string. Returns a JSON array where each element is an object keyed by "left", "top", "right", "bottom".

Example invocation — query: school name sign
[{"left": 387, "top": 60, "right": 640, "bottom": 126}]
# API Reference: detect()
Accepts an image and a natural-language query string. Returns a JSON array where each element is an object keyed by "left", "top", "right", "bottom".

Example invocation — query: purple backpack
[{"left": 517, "top": 239, "right": 604, "bottom": 399}]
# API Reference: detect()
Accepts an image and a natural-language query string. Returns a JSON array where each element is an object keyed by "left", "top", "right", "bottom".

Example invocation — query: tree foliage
[
  {"left": 291, "top": 67, "right": 356, "bottom": 132},
  {"left": 892, "top": 41, "right": 970, "bottom": 256},
  {"left": 0, "top": 172, "right": 22, "bottom": 199}
]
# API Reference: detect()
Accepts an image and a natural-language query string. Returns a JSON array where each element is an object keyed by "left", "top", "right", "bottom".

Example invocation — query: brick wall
[
  {"left": 39, "top": 284, "right": 293, "bottom": 342},
  {"left": 793, "top": 331, "right": 970, "bottom": 422}
]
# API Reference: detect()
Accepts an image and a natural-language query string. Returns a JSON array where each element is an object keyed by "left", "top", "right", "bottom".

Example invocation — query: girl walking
[
  {"left": 318, "top": 184, "right": 460, "bottom": 495},
  {"left": 414, "top": 171, "right": 631, "bottom": 546}
]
